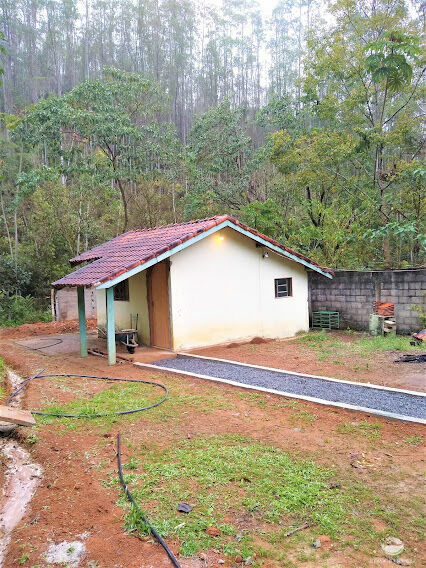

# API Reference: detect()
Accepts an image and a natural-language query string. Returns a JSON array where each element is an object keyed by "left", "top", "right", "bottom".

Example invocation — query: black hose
[
  {"left": 117, "top": 432, "right": 181, "bottom": 568},
  {"left": 7, "top": 370, "right": 181, "bottom": 567},
  {"left": 7, "top": 372, "right": 168, "bottom": 417},
  {"left": 17, "top": 338, "right": 63, "bottom": 351}
]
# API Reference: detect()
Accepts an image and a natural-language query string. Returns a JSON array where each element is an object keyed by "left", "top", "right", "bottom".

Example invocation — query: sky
[{"left": 202, "top": 0, "right": 284, "bottom": 18}]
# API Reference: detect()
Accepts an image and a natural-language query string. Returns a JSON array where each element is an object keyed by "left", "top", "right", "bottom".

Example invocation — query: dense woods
[{"left": 0, "top": 0, "right": 424, "bottom": 313}]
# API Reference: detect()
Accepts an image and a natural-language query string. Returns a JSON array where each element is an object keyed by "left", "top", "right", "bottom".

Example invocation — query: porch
[
  {"left": 15, "top": 331, "right": 175, "bottom": 365},
  {"left": 75, "top": 260, "right": 171, "bottom": 364}
]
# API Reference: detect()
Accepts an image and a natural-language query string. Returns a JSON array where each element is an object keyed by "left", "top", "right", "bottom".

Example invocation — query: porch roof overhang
[{"left": 51, "top": 215, "right": 334, "bottom": 291}]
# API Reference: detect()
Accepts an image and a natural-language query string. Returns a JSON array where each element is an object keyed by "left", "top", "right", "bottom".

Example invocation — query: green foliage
[
  {"left": 38, "top": 376, "right": 231, "bottom": 428},
  {"left": 240, "top": 199, "right": 287, "bottom": 239},
  {"left": 39, "top": 382, "right": 154, "bottom": 419},
  {"left": 298, "top": 0, "right": 425, "bottom": 268},
  {"left": 0, "top": 292, "right": 50, "bottom": 327},
  {"left": 354, "top": 334, "right": 422, "bottom": 354},
  {"left": 336, "top": 421, "right": 382, "bottom": 441},
  {"left": 186, "top": 100, "right": 253, "bottom": 215},
  {"left": 256, "top": 95, "right": 300, "bottom": 131},
  {"left": 365, "top": 31, "right": 422, "bottom": 91},
  {"left": 298, "top": 331, "right": 421, "bottom": 369},
  {"left": 12, "top": 69, "right": 182, "bottom": 233},
  {"left": 123, "top": 457, "right": 139, "bottom": 470},
  {"left": 113, "top": 435, "right": 362, "bottom": 558},
  {"left": 404, "top": 435, "right": 423, "bottom": 447},
  {"left": 410, "top": 298, "right": 426, "bottom": 327},
  {"left": 0, "top": 256, "right": 32, "bottom": 296},
  {"left": 0, "top": 0, "right": 424, "bottom": 308}
]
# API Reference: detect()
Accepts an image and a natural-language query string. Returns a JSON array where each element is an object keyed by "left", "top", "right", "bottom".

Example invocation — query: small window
[
  {"left": 275, "top": 277, "right": 292, "bottom": 298},
  {"left": 114, "top": 280, "right": 129, "bottom": 301}
]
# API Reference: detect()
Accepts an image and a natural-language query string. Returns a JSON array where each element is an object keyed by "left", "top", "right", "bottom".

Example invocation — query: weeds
[
  {"left": 123, "top": 457, "right": 139, "bottom": 470},
  {"left": 0, "top": 293, "right": 51, "bottom": 328},
  {"left": 237, "top": 391, "right": 267, "bottom": 407},
  {"left": 289, "top": 407, "right": 317, "bottom": 425},
  {"left": 26, "top": 433, "right": 40, "bottom": 445},
  {"left": 353, "top": 335, "right": 421, "bottom": 354},
  {"left": 336, "top": 421, "right": 382, "bottom": 440},
  {"left": 405, "top": 435, "right": 423, "bottom": 447},
  {"left": 110, "top": 434, "right": 362, "bottom": 560},
  {"left": 298, "top": 331, "right": 421, "bottom": 366},
  {"left": 36, "top": 376, "right": 232, "bottom": 432},
  {"left": 18, "top": 552, "right": 30, "bottom": 565}
]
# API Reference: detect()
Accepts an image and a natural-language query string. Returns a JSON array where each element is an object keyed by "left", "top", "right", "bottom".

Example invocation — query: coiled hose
[
  {"left": 7, "top": 369, "right": 169, "bottom": 416},
  {"left": 7, "top": 369, "right": 181, "bottom": 568},
  {"left": 16, "top": 338, "right": 64, "bottom": 351}
]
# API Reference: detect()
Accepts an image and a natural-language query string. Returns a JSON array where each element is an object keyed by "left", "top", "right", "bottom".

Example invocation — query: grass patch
[
  {"left": 38, "top": 380, "right": 159, "bottom": 422},
  {"left": 108, "top": 434, "right": 364, "bottom": 560},
  {"left": 404, "top": 435, "right": 423, "bottom": 447},
  {"left": 287, "top": 402, "right": 317, "bottom": 425},
  {"left": 297, "top": 331, "right": 343, "bottom": 361},
  {"left": 298, "top": 330, "right": 329, "bottom": 344},
  {"left": 352, "top": 335, "right": 421, "bottom": 354},
  {"left": 37, "top": 376, "right": 231, "bottom": 429},
  {"left": 336, "top": 421, "right": 382, "bottom": 440},
  {"left": 290, "top": 409, "right": 317, "bottom": 425},
  {"left": 298, "top": 331, "right": 421, "bottom": 364},
  {"left": 237, "top": 391, "right": 267, "bottom": 407}
]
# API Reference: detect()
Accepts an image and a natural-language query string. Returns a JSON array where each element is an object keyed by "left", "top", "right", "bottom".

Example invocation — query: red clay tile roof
[{"left": 52, "top": 215, "right": 333, "bottom": 288}]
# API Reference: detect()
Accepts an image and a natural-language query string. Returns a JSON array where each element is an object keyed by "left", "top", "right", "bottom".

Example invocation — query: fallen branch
[
  {"left": 284, "top": 522, "right": 310, "bottom": 537},
  {"left": 385, "top": 555, "right": 410, "bottom": 566},
  {"left": 88, "top": 348, "right": 133, "bottom": 362}
]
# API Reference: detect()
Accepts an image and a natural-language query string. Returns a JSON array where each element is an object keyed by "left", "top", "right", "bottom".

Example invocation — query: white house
[{"left": 52, "top": 215, "right": 333, "bottom": 364}]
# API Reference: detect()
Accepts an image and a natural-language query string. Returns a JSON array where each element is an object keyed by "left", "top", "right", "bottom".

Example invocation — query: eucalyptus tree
[
  {"left": 187, "top": 99, "right": 253, "bottom": 215},
  {"left": 11, "top": 69, "right": 182, "bottom": 236},
  {"left": 273, "top": 0, "right": 425, "bottom": 267},
  {"left": 0, "top": 30, "right": 5, "bottom": 84},
  {"left": 64, "top": 68, "right": 182, "bottom": 230}
]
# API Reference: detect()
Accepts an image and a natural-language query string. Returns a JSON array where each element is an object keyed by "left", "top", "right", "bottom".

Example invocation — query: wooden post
[
  {"left": 51, "top": 288, "right": 56, "bottom": 321},
  {"left": 77, "top": 286, "right": 88, "bottom": 357},
  {"left": 106, "top": 286, "right": 116, "bottom": 365}
]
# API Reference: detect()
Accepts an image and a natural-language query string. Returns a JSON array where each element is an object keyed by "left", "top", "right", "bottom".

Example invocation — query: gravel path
[{"left": 152, "top": 356, "right": 426, "bottom": 421}]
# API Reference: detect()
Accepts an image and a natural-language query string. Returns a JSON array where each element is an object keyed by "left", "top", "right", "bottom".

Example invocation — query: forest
[{"left": 0, "top": 0, "right": 424, "bottom": 322}]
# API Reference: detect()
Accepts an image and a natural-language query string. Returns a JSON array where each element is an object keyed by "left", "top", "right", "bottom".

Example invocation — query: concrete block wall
[
  {"left": 54, "top": 286, "right": 97, "bottom": 321},
  {"left": 308, "top": 268, "right": 425, "bottom": 333}
]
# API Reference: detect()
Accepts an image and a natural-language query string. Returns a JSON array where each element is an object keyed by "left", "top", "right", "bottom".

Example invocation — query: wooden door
[{"left": 148, "top": 261, "right": 171, "bottom": 348}]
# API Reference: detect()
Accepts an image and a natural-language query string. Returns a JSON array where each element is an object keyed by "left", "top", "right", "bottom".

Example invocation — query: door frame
[{"left": 147, "top": 260, "right": 172, "bottom": 349}]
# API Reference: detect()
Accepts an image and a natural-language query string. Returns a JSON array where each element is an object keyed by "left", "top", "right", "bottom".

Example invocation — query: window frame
[
  {"left": 274, "top": 277, "right": 293, "bottom": 298},
  {"left": 113, "top": 279, "right": 129, "bottom": 302}
]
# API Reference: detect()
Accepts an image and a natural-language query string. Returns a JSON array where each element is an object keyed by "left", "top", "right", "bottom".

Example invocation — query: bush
[{"left": 0, "top": 292, "right": 51, "bottom": 327}]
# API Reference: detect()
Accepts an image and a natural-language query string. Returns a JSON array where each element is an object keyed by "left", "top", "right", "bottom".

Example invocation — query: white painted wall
[
  {"left": 96, "top": 272, "right": 150, "bottom": 345},
  {"left": 169, "top": 227, "right": 309, "bottom": 349}
]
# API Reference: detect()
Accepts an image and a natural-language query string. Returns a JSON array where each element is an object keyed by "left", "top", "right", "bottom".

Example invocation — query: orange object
[{"left": 372, "top": 301, "right": 394, "bottom": 316}]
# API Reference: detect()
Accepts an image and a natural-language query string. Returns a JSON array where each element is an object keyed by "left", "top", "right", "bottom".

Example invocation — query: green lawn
[
  {"left": 298, "top": 330, "right": 421, "bottom": 360},
  {"left": 101, "top": 434, "right": 385, "bottom": 564},
  {"left": 37, "top": 375, "right": 232, "bottom": 431}
]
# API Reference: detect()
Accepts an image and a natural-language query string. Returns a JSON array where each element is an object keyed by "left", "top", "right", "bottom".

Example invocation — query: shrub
[{"left": 0, "top": 292, "right": 51, "bottom": 327}]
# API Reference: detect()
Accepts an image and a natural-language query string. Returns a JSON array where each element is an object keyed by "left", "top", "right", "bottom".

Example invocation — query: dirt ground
[
  {"left": 193, "top": 332, "right": 426, "bottom": 392},
  {"left": 0, "top": 326, "right": 424, "bottom": 568},
  {"left": 0, "top": 319, "right": 97, "bottom": 340}
]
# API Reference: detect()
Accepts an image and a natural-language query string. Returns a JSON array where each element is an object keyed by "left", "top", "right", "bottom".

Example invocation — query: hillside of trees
[{"left": 0, "top": 0, "right": 424, "bottom": 314}]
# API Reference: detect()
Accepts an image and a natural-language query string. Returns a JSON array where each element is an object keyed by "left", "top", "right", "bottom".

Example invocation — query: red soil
[
  {"left": 0, "top": 319, "right": 97, "bottom": 340},
  {"left": 0, "top": 327, "right": 424, "bottom": 567}
]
